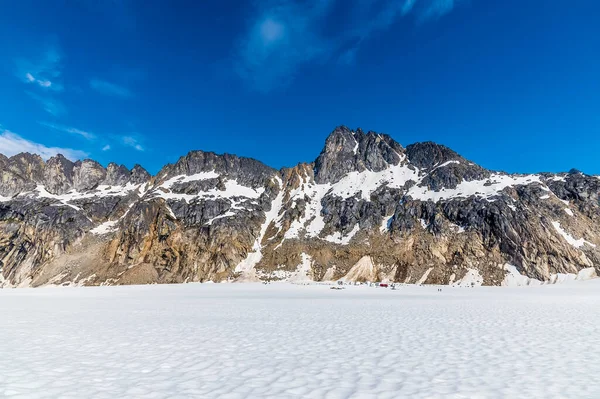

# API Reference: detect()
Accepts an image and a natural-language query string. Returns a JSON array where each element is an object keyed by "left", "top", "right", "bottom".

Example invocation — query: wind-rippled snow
[{"left": 2, "top": 282, "right": 600, "bottom": 398}]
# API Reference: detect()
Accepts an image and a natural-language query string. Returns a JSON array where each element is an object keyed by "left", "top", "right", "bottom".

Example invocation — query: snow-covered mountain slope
[{"left": 1, "top": 126, "right": 599, "bottom": 287}]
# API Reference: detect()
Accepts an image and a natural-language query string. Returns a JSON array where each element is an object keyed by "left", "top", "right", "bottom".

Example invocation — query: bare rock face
[
  {"left": 104, "top": 163, "right": 131, "bottom": 186},
  {"left": 1, "top": 126, "right": 599, "bottom": 288},
  {"left": 73, "top": 160, "right": 107, "bottom": 191},
  {"left": 43, "top": 155, "right": 75, "bottom": 195},
  {"left": 130, "top": 164, "right": 151, "bottom": 185},
  {"left": 314, "top": 126, "right": 405, "bottom": 183},
  {"left": 406, "top": 142, "right": 490, "bottom": 190},
  {"left": 0, "top": 153, "right": 45, "bottom": 197}
]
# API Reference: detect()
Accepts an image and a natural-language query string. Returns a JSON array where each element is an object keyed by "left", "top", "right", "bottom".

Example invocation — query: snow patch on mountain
[
  {"left": 205, "top": 211, "right": 236, "bottom": 225},
  {"left": 380, "top": 215, "right": 393, "bottom": 233},
  {"left": 407, "top": 174, "right": 547, "bottom": 203},
  {"left": 25, "top": 183, "right": 141, "bottom": 210},
  {"left": 453, "top": 269, "right": 484, "bottom": 287},
  {"left": 428, "top": 160, "right": 460, "bottom": 173},
  {"left": 282, "top": 180, "right": 330, "bottom": 240},
  {"left": 283, "top": 161, "right": 419, "bottom": 240},
  {"left": 551, "top": 221, "right": 596, "bottom": 248},
  {"left": 153, "top": 179, "right": 264, "bottom": 203},
  {"left": 235, "top": 178, "right": 285, "bottom": 278},
  {"left": 502, "top": 264, "right": 542, "bottom": 286},
  {"left": 90, "top": 220, "right": 119, "bottom": 235},
  {"left": 262, "top": 253, "right": 314, "bottom": 282},
  {"left": 549, "top": 175, "right": 567, "bottom": 182},
  {"left": 323, "top": 224, "right": 360, "bottom": 245},
  {"left": 161, "top": 172, "right": 220, "bottom": 189},
  {"left": 549, "top": 268, "right": 597, "bottom": 283},
  {"left": 449, "top": 223, "right": 465, "bottom": 233},
  {"left": 328, "top": 160, "right": 419, "bottom": 200}
]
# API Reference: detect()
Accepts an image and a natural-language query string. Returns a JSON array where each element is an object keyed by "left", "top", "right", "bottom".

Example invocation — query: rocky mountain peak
[
  {"left": 6, "top": 152, "right": 45, "bottom": 178},
  {"left": 130, "top": 164, "right": 151, "bottom": 184},
  {"left": 105, "top": 163, "right": 132, "bottom": 186},
  {"left": 72, "top": 159, "right": 107, "bottom": 191},
  {"left": 0, "top": 153, "right": 45, "bottom": 196},
  {"left": 314, "top": 126, "right": 406, "bottom": 184},
  {"left": 405, "top": 142, "right": 490, "bottom": 190},
  {"left": 0, "top": 125, "right": 599, "bottom": 289},
  {"left": 43, "top": 154, "right": 75, "bottom": 194},
  {"left": 157, "top": 150, "right": 277, "bottom": 189},
  {"left": 406, "top": 142, "right": 462, "bottom": 170}
]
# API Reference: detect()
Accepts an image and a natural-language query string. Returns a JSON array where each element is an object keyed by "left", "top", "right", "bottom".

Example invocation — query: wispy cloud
[
  {"left": 38, "top": 122, "right": 96, "bottom": 140},
  {"left": 102, "top": 144, "right": 111, "bottom": 151},
  {"left": 25, "top": 72, "right": 55, "bottom": 89},
  {"left": 236, "top": 0, "right": 465, "bottom": 91},
  {"left": 17, "top": 42, "right": 67, "bottom": 115},
  {"left": 236, "top": 0, "right": 332, "bottom": 91},
  {"left": 0, "top": 130, "right": 87, "bottom": 161},
  {"left": 25, "top": 91, "right": 67, "bottom": 116},
  {"left": 122, "top": 136, "right": 144, "bottom": 151},
  {"left": 15, "top": 45, "right": 64, "bottom": 91},
  {"left": 90, "top": 79, "right": 133, "bottom": 97},
  {"left": 419, "top": 0, "right": 458, "bottom": 21}
]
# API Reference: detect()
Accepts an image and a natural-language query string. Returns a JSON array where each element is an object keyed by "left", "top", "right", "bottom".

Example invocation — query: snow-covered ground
[{"left": 1, "top": 281, "right": 600, "bottom": 398}]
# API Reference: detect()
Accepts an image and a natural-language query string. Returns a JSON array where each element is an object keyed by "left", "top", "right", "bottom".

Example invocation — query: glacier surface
[{"left": 1, "top": 282, "right": 600, "bottom": 398}]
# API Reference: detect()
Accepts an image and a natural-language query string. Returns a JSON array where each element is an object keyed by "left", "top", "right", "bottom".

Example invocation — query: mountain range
[{"left": 1, "top": 126, "right": 598, "bottom": 287}]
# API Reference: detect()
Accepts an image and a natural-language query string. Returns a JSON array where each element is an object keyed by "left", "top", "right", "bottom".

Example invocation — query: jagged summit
[
  {"left": 156, "top": 150, "right": 277, "bottom": 188},
  {"left": 0, "top": 152, "right": 151, "bottom": 196},
  {"left": 0, "top": 126, "right": 599, "bottom": 288},
  {"left": 314, "top": 126, "right": 406, "bottom": 184},
  {"left": 406, "top": 142, "right": 463, "bottom": 170}
]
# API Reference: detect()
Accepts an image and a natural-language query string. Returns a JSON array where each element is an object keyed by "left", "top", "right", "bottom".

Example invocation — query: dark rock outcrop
[{"left": 0, "top": 126, "right": 598, "bottom": 287}]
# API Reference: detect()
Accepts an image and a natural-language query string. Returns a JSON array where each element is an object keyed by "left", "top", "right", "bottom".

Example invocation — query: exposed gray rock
[
  {"left": 314, "top": 126, "right": 405, "bottom": 184},
  {"left": 0, "top": 126, "right": 598, "bottom": 288},
  {"left": 406, "top": 142, "right": 490, "bottom": 190},
  {"left": 73, "top": 160, "right": 107, "bottom": 191},
  {"left": 43, "top": 155, "right": 75, "bottom": 195},
  {"left": 130, "top": 164, "right": 151, "bottom": 185},
  {"left": 104, "top": 163, "right": 131, "bottom": 186}
]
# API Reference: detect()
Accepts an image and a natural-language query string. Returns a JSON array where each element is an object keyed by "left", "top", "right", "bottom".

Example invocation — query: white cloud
[
  {"left": 0, "top": 130, "right": 87, "bottom": 161},
  {"left": 38, "top": 122, "right": 96, "bottom": 140},
  {"left": 90, "top": 79, "right": 133, "bottom": 97},
  {"left": 37, "top": 79, "right": 52, "bottom": 88},
  {"left": 17, "top": 43, "right": 66, "bottom": 114},
  {"left": 15, "top": 45, "right": 64, "bottom": 91},
  {"left": 122, "top": 136, "right": 144, "bottom": 151},
  {"left": 24, "top": 72, "right": 54, "bottom": 89},
  {"left": 236, "top": 0, "right": 466, "bottom": 91},
  {"left": 102, "top": 144, "right": 111, "bottom": 151}
]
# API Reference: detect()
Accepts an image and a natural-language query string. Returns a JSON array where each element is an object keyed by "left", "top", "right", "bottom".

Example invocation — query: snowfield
[{"left": 2, "top": 282, "right": 600, "bottom": 398}]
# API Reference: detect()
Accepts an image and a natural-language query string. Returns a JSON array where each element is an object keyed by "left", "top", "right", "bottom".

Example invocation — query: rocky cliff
[{"left": 1, "top": 126, "right": 599, "bottom": 287}]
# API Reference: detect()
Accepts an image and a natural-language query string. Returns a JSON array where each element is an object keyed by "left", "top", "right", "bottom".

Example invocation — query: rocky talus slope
[{"left": 1, "top": 127, "right": 599, "bottom": 287}]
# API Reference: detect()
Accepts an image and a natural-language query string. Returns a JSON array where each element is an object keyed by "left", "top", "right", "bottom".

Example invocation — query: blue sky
[{"left": 0, "top": 0, "right": 599, "bottom": 175}]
